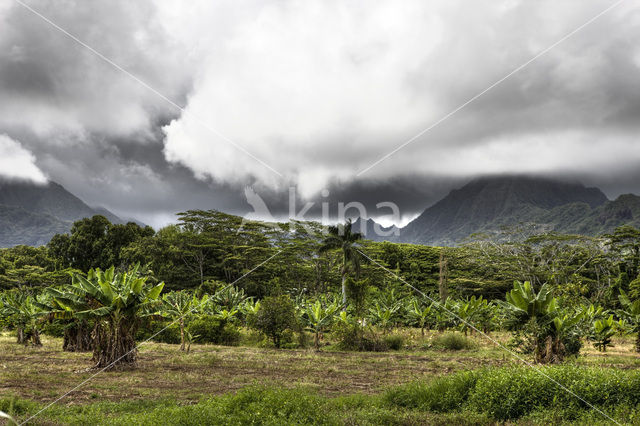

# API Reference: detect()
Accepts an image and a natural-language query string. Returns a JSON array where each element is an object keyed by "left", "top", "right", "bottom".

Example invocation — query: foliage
[
  {"left": 187, "top": 315, "right": 240, "bottom": 346},
  {"left": 588, "top": 315, "right": 619, "bottom": 352},
  {"left": 500, "top": 281, "right": 582, "bottom": 363},
  {"left": 384, "top": 371, "right": 479, "bottom": 412},
  {"left": 384, "top": 366, "right": 640, "bottom": 422},
  {"left": 617, "top": 289, "right": 640, "bottom": 352},
  {"left": 50, "top": 265, "right": 164, "bottom": 368},
  {"left": 250, "top": 295, "right": 298, "bottom": 348},
  {"left": 301, "top": 298, "right": 340, "bottom": 349},
  {"left": 430, "top": 332, "right": 475, "bottom": 351}
]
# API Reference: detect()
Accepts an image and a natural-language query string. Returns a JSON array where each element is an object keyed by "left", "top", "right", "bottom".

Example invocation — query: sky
[{"left": 0, "top": 0, "right": 639, "bottom": 227}]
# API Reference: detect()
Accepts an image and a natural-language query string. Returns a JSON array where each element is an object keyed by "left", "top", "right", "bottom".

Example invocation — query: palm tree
[
  {"left": 320, "top": 219, "right": 363, "bottom": 305},
  {"left": 53, "top": 265, "right": 164, "bottom": 369}
]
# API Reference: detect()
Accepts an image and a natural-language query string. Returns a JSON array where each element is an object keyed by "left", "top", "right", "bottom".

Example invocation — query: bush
[
  {"left": 384, "top": 366, "right": 640, "bottom": 421},
  {"left": 383, "top": 334, "right": 404, "bottom": 351},
  {"left": 41, "top": 320, "right": 65, "bottom": 337},
  {"left": 332, "top": 322, "right": 388, "bottom": 352},
  {"left": 431, "top": 332, "right": 475, "bottom": 351},
  {"left": 468, "top": 366, "right": 640, "bottom": 420},
  {"left": 384, "top": 371, "right": 479, "bottom": 412},
  {"left": 136, "top": 320, "right": 181, "bottom": 345},
  {"left": 250, "top": 295, "right": 297, "bottom": 348},
  {"left": 187, "top": 316, "right": 240, "bottom": 346}
]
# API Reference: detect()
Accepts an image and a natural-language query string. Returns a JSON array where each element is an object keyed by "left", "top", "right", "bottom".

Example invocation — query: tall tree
[{"left": 320, "top": 220, "right": 363, "bottom": 305}]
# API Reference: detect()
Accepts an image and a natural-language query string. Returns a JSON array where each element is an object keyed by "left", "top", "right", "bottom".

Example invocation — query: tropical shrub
[
  {"left": 431, "top": 332, "right": 475, "bottom": 351},
  {"left": 0, "top": 292, "right": 44, "bottom": 346},
  {"left": 406, "top": 298, "right": 433, "bottom": 336},
  {"left": 588, "top": 315, "right": 618, "bottom": 352},
  {"left": 135, "top": 320, "right": 182, "bottom": 344},
  {"left": 250, "top": 295, "right": 298, "bottom": 348},
  {"left": 501, "top": 281, "right": 581, "bottom": 363},
  {"left": 383, "top": 334, "right": 404, "bottom": 350},
  {"left": 302, "top": 299, "right": 339, "bottom": 350},
  {"left": 162, "top": 291, "right": 198, "bottom": 351},
  {"left": 51, "top": 265, "right": 164, "bottom": 368},
  {"left": 187, "top": 315, "right": 240, "bottom": 346},
  {"left": 617, "top": 290, "right": 640, "bottom": 352}
]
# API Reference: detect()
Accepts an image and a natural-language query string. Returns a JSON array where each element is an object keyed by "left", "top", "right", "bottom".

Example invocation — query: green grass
[
  {"left": 5, "top": 370, "right": 640, "bottom": 425},
  {"left": 3, "top": 331, "right": 640, "bottom": 424}
]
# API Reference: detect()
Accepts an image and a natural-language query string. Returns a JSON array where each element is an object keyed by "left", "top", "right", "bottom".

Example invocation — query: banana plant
[
  {"left": 212, "top": 285, "right": 247, "bottom": 311},
  {"left": 579, "top": 303, "right": 608, "bottom": 323},
  {"left": 303, "top": 300, "right": 340, "bottom": 349},
  {"left": 617, "top": 290, "right": 640, "bottom": 352},
  {"left": 215, "top": 308, "right": 239, "bottom": 323},
  {"left": 407, "top": 298, "right": 432, "bottom": 336},
  {"left": 39, "top": 288, "right": 92, "bottom": 352},
  {"left": 368, "top": 302, "right": 400, "bottom": 333},
  {"left": 0, "top": 291, "right": 44, "bottom": 346},
  {"left": 502, "top": 281, "right": 558, "bottom": 321},
  {"left": 239, "top": 298, "right": 261, "bottom": 326},
  {"left": 52, "top": 264, "right": 164, "bottom": 368},
  {"left": 500, "top": 281, "right": 569, "bottom": 363},
  {"left": 588, "top": 315, "right": 619, "bottom": 352},
  {"left": 162, "top": 291, "right": 197, "bottom": 351},
  {"left": 455, "top": 296, "right": 491, "bottom": 335}
]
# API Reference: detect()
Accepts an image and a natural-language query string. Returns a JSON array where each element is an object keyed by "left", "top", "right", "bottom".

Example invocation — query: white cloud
[
  {"left": 160, "top": 0, "right": 639, "bottom": 197},
  {"left": 0, "top": 134, "right": 47, "bottom": 183}
]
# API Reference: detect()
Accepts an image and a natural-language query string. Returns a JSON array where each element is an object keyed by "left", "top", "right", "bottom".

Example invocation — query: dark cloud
[{"left": 0, "top": 0, "right": 639, "bottom": 228}]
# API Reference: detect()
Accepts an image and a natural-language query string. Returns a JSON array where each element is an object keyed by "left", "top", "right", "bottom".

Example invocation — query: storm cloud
[{"left": 0, "top": 0, "right": 639, "bottom": 226}]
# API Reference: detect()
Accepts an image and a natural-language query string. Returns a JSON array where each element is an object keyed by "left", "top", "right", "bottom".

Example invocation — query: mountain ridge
[
  {"left": 0, "top": 179, "right": 129, "bottom": 247},
  {"left": 353, "top": 175, "right": 640, "bottom": 246}
]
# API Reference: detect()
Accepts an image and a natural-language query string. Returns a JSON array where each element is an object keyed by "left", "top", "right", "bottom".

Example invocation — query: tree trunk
[
  {"left": 31, "top": 329, "right": 42, "bottom": 346},
  {"left": 439, "top": 251, "right": 449, "bottom": 303},
  {"left": 16, "top": 327, "right": 25, "bottom": 344},
  {"left": 636, "top": 331, "right": 640, "bottom": 353},
  {"left": 92, "top": 321, "right": 137, "bottom": 369},
  {"left": 180, "top": 318, "right": 185, "bottom": 351},
  {"left": 63, "top": 322, "right": 93, "bottom": 352},
  {"left": 314, "top": 331, "right": 320, "bottom": 350},
  {"left": 341, "top": 274, "right": 347, "bottom": 306}
]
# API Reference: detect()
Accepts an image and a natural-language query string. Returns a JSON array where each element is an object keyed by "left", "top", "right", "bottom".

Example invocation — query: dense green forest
[{"left": 3, "top": 211, "right": 639, "bottom": 305}]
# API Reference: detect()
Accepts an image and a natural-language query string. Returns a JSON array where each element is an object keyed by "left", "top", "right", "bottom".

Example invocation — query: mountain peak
[
  {"left": 0, "top": 179, "right": 127, "bottom": 247},
  {"left": 398, "top": 175, "right": 612, "bottom": 245}
]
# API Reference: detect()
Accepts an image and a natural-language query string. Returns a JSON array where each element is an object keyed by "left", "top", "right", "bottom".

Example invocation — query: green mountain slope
[
  {"left": 0, "top": 180, "right": 126, "bottom": 247},
  {"left": 0, "top": 204, "right": 71, "bottom": 247}
]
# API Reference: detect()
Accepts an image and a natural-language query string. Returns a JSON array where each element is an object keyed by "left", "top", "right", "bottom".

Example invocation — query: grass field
[{"left": 2, "top": 330, "right": 640, "bottom": 425}]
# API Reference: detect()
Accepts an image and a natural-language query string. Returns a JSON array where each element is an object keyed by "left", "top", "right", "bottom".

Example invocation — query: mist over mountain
[
  {"left": 354, "top": 175, "right": 640, "bottom": 246},
  {"left": 0, "top": 180, "right": 127, "bottom": 247}
]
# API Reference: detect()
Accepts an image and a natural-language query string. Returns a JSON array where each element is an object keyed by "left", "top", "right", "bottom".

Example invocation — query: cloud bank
[
  {"left": 0, "top": 0, "right": 639, "bottom": 226},
  {"left": 161, "top": 0, "right": 640, "bottom": 197}
]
